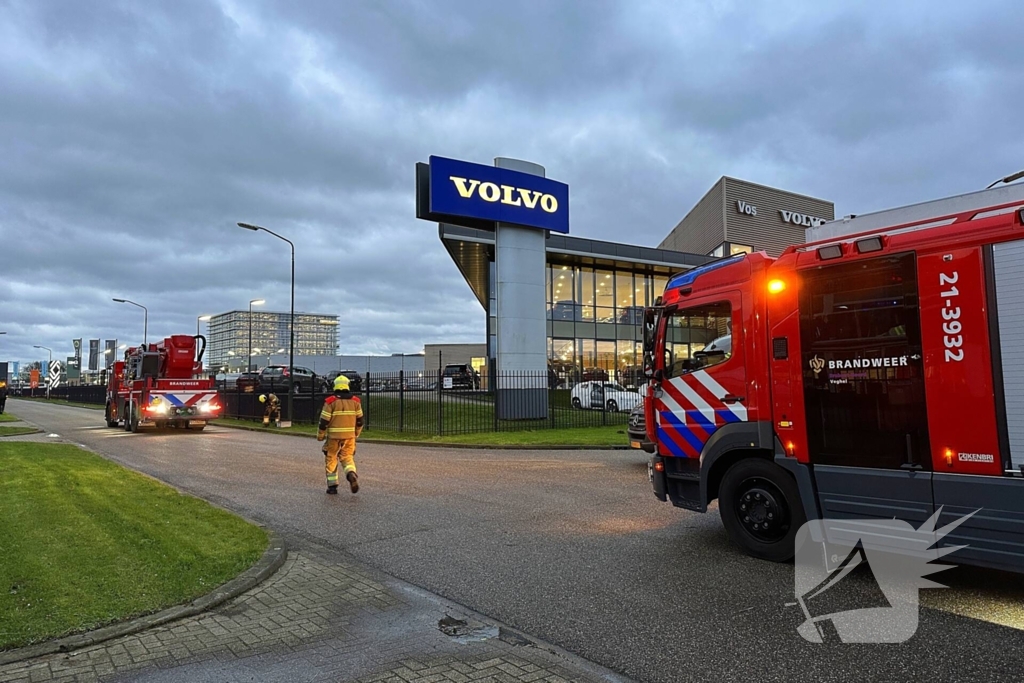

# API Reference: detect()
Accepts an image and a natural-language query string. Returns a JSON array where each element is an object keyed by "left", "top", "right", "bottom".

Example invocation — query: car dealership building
[{"left": 418, "top": 156, "right": 834, "bottom": 404}]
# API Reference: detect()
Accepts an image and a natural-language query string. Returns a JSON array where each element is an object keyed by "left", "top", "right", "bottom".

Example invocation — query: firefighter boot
[
  {"left": 347, "top": 471, "right": 359, "bottom": 494},
  {"left": 327, "top": 484, "right": 338, "bottom": 495}
]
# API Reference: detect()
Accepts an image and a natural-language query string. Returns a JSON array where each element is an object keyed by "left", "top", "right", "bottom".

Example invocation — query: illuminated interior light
[{"left": 768, "top": 279, "right": 786, "bottom": 294}]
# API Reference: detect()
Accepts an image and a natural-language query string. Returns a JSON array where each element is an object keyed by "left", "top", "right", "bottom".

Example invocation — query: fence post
[
  {"left": 398, "top": 370, "right": 404, "bottom": 432},
  {"left": 602, "top": 387, "right": 607, "bottom": 426},
  {"left": 363, "top": 372, "right": 370, "bottom": 429}
]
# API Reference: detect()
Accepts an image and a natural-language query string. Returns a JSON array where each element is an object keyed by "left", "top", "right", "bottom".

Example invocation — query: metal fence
[
  {"left": 221, "top": 370, "right": 636, "bottom": 435},
  {"left": 14, "top": 371, "right": 640, "bottom": 436}
]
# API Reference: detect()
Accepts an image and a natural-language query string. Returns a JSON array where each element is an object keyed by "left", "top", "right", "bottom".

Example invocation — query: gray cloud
[{"left": 2, "top": 0, "right": 1023, "bottom": 365}]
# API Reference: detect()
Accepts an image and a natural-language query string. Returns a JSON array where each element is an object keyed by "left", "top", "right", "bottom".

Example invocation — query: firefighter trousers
[
  {"left": 324, "top": 438, "right": 357, "bottom": 486},
  {"left": 263, "top": 406, "right": 280, "bottom": 426}
]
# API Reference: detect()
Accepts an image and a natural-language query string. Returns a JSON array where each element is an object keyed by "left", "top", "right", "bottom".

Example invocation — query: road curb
[
  {"left": 0, "top": 531, "right": 287, "bottom": 666},
  {"left": 213, "top": 421, "right": 631, "bottom": 450}
]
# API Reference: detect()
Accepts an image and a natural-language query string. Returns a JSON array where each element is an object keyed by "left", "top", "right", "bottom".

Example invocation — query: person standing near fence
[
  {"left": 317, "top": 374, "right": 362, "bottom": 495},
  {"left": 0, "top": 381, "right": 7, "bottom": 414}
]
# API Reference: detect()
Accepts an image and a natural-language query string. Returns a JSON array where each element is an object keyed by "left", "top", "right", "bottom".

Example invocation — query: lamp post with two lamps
[{"left": 238, "top": 221, "right": 295, "bottom": 426}]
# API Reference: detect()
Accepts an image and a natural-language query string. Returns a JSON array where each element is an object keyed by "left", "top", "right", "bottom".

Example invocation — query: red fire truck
[
  {"left": 644, "top": 186, "right": 1024, "bottom": 573},
  {"left": 105, "top": 334, "right": 221, "bottom": 432}
]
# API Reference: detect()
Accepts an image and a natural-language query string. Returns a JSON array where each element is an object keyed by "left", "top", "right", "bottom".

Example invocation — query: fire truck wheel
[
  {"left": 719, "top": 458, "right": 805, "bottom": 563},
  {"left": 105, "top": 403, "right": 118, "bottom": 428},
  {"left": 128, "top": 403, "right": 140, "bottom": 433},
  {"left": 123, "top": 403, "right": 132, "bottom": 431}
]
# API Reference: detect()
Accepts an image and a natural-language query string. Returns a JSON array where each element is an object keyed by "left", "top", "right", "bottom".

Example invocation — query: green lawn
[
  {"left": 0, "top": 413, "right": 19, "bottom": 423},
  {"left": 0, "top": 426, "right": 39, "bottom": 438},
  {"left": 215, "top": 416, "right": 628, "bottom": 446},
  {"left": 0, "top": 443, "right": 268, "bottom": 650}
]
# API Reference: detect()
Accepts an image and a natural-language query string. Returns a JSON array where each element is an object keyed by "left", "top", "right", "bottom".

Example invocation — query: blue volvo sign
[{"left": 427, "top": 155, "right": 569, "bottom": 234}]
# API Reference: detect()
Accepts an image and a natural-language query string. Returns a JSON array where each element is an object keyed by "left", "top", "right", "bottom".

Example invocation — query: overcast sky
[{"left": 2, "top": 0, "right": 1023, "bottom": 366}]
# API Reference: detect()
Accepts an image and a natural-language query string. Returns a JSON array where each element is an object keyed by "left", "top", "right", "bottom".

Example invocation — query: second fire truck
[
  {"left": 645, "top": 184, "right": 1024, "bottom": 574},
  {"left": 106, "top": 334, "right": 222, "bottom": 432}
]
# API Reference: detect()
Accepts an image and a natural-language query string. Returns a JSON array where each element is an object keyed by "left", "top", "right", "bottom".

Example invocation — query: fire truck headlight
[{"left": 768, "top": 279, "right": 787, "bottom": 294}]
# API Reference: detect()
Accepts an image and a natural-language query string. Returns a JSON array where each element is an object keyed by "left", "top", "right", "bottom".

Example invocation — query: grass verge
[
  {"left": 0, "top": 413, "right": 20, "bottom": 423},
  {"left": 0, "top": 426, "right": 39, "bottom": 438},
  {"left": 215, "top": 416, "right": 628, "bottom": 447},
  {"left": 0, "top": 442, "right": 268, "bottom": 650},
  {"left": 14, "top": 398, "right": 104, "bottom": 411}
]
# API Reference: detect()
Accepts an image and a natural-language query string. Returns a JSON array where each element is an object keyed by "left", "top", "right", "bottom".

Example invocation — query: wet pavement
[{"left": 5, "top": 399, "right": 1024, "bottom": 682}]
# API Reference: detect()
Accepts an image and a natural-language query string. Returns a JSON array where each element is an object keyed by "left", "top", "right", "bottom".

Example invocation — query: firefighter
[
  {"left": 0, "top": 382, "right": 7, "bottom": 414},
  {"left": 317, "top": 374, "right": 363, "bottom": 494},
  {"left": 259, "top": 393, "right": 281, "bottom": 426}
]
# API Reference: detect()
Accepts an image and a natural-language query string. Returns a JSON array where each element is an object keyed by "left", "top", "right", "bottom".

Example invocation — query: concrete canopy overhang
[{"left": 440, "top": 223, "right": 715, "bottom": 310}]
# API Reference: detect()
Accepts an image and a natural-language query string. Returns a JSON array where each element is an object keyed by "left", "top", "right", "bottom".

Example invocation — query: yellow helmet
[
  {"left": 333, "top": 374, "right": 350, "bottom": 391},
  {"left": 259, "top": 394, "right": 267, "bottom": 403}
]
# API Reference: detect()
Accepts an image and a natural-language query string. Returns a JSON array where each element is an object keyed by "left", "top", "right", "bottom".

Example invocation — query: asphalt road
[{"left": 11, "top": 399, "right": 1024, "bottom": 682}]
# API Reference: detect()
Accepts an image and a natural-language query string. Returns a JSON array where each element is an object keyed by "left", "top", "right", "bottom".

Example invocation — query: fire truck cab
[{"left": 645, "top": 186, "right": 1024, "bottom": 573}]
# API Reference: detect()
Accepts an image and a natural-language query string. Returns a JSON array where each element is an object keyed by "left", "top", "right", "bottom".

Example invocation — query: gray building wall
[
  {"left": 658, "top": 177, "right": 834, "bottom": 258},
  {"left": 424, "top": 344, "right": 487, "bottom": 373},
  {"left": 722, "top": 177, "right": 834, "bottom": 257},
  {"left": 658, "top": 179, "right": 725, "bottom": 255},
  {"left": 262, "top": 354, "right": 424, "bottom": 375}
]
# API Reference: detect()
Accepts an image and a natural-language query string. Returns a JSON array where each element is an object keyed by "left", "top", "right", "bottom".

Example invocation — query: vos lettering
[
  {"left": 449, "top": 176, "right": 558, "bottom": 213},
  {"left": 736, "top": 200, "right": 757, "bottom": 216}
]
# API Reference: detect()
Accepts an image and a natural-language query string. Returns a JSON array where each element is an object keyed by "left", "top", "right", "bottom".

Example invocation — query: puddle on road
[{"left": 437, "top": 615, "right": 499, "bottom": 644}]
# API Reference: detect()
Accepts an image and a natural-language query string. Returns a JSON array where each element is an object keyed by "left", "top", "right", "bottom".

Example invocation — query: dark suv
[
  {"left": 323, "top": 370, "right": 362, "bottom": 393},
  {"left": 442, "top": 364, "right": 480, "bottom": 390},
  {"left": 258, "top": 365, "right": 320, "bottom": 393}
]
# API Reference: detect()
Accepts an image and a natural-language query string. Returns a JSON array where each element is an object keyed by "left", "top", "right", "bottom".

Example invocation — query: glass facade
[
  {"left": 545, "top": 263, "right": 669, "bottom": 388},
  {"left": 207, "top": 311, "right": 339, "bottom": 371}
]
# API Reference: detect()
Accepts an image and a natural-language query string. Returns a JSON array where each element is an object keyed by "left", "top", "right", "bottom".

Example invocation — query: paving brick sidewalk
[{"left": 0, "top": 542, "right": 624, "bottom": 683}]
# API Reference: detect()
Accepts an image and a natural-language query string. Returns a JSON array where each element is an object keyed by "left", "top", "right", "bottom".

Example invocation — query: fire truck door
[
  {"left": 799, "top": 253, "right": 934, "bottom": 532},
  {"left": 654, "top": 294, "right": 745, "bottom": 459}
]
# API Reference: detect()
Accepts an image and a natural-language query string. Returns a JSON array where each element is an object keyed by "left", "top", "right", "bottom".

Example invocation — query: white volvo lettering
[
  {"left": 780, "top": 210, "right": 827, "bottom": 228},
  {"left": 736, "top": 200, "right": 757, "bottom": 216}
]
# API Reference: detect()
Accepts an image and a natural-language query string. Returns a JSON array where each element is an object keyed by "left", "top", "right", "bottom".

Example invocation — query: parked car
[
  {"left": 322, "top": 369, "right": 362, "bottom": 393},
  {"left": 236, "top": 371, "right": 261, "bottom": 392},
  {"left": 257, "top": 365, "right": 320, "bottom": 393},
  {"left": 570, "top": 381, "right": 642, "bottom": 412},
  {"left": 442, "top": 364, "right": 480, "bottom": 389},
  {"left": 627, "top": 403, "right": 654, "bottom": 452}
]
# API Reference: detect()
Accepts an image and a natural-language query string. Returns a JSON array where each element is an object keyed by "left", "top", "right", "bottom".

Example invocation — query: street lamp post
[
  {"left": 33, "top": 345, "right": 52, "bottom": 399},
  {"left": 238, "top": 222, "right": 295, "bottom": 426},
  {"left": 113, "top": 298, "right": 148, "bottom": 347},
  {"left": 247, "top": 299, "right": 265, "bottom": 373}
]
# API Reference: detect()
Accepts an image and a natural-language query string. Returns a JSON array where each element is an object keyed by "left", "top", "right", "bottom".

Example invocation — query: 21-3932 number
[{"left": 940, "top": 271, "right": 963, "bottom": 362}]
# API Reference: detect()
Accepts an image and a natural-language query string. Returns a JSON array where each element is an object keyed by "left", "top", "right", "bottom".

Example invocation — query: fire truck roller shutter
[{"left": 993, "top": 239, "right": 1024, "bottom": 470}]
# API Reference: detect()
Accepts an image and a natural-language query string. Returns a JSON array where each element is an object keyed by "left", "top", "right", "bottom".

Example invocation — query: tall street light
[
  {"left": 113, "top": 298, "right": 148, "bottom": 346},
  {"left": 33, "top": 344, "right": 52, "bottom": 399},
  {"left": 248, "top": 299, "right": 265, "bottom": 373},
  {"left": 239, "top": 221, "right": 295, "bottom": 425}
]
